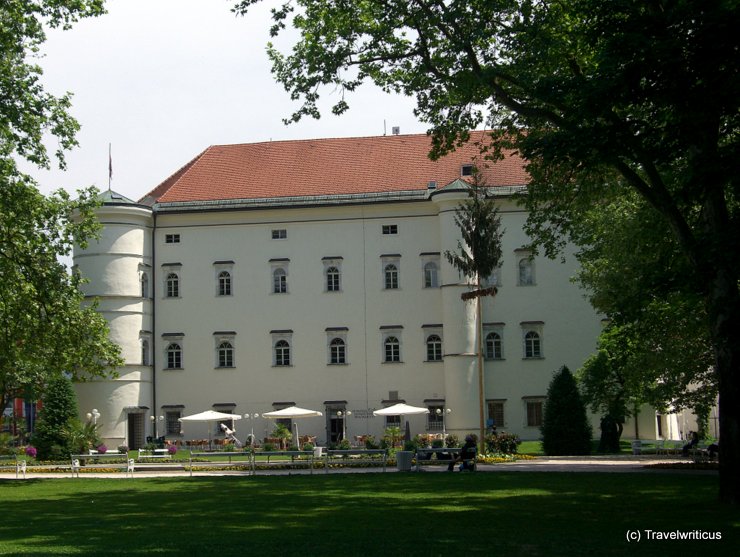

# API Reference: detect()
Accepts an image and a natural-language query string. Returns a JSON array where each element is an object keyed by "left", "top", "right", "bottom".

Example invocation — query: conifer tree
[{"left": 541, "top": 366, "right": 592, "bottom": 456}]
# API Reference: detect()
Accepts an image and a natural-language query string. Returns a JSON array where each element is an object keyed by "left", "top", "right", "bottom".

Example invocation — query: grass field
[{"left": 1, "top": 472, "right": 737, "bottom": 556}]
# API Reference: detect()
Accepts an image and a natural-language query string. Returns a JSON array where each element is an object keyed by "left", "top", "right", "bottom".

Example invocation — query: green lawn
[{"left": 1, "top": 472, "right": 737, "bottom": 556}]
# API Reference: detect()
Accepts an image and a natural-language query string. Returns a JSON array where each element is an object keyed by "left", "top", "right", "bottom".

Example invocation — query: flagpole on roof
[{"left": 108, "top": 143, "right": 112, "bottom": 192}]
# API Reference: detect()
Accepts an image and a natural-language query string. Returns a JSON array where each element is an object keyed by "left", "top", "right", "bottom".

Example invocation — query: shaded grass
[{"left": 0, "top": 472, "right": 737, "bottom": 556}]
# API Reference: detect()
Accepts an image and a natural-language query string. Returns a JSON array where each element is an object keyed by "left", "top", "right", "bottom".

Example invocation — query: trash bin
[
  {"left": 631, "top": 440, "right": 642, "bottom": 455},
  {"left": 313, "top": 446, "right": 323, "bottom": 458},
  {"left": 396, "top": 450, "right": 413, "bottom": 471}
]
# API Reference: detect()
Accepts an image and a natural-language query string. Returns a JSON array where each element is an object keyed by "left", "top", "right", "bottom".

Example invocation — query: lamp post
[
  {"left": 243, "top": 413, "right": 259, "bottom": 446},
  {"left": 435, "top": 408, "right": 452, "bottom": 437},
  {"left": 86, "top": 408, "right": 100, "bottom": 425},
  {"left": 336, "top": 410, "right": 352, "bottom": 442},
  {"left": 150, "top": 415, "right": 163, "bottom": 439}
]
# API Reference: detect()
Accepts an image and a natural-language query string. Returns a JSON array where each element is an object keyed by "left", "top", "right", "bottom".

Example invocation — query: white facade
[{"left": 72, "top": 135, "right": 678, "bottom": 449}]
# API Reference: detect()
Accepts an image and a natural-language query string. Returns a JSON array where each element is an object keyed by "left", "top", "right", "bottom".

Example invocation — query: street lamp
[
  {"left": 435, "top": 408, "right": 452, "bottom": 436},
  {"left": 336, "top": 410, "right": 351, "bottom": 442},
  {"left": 243, "top": 413, "right": 260, "bottom": 446},
  {"left": 150, "top": 415, "right": 163, "bottom": 438},
  {"left": 86, "top": 409, "right": 100, "bottom": 425}
]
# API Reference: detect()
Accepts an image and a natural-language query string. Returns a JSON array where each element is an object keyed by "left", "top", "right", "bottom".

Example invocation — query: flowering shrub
[
  {"left": 167, "top": 445, "right": 178, "bottom": 455},
  {"left": 118, "top": 444, "right": 129, "bottom": 454},
  {"left": 97, "top": 444, "right": 108, "bottom": 454},
  {"left": 485, "top": 432, "right": 521, "bottom": 454},
  {"left": 25, "top": 446, "right": 37, "bottom": 458}
]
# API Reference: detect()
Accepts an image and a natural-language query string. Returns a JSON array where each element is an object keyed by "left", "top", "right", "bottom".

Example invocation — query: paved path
[{"left": 1, "top": 455, "right": 714, "bottom": 480}]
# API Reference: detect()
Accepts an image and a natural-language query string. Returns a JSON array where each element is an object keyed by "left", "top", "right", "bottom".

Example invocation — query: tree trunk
[{"left": 707, "top": 269, "right": 740, "bottom": 505}]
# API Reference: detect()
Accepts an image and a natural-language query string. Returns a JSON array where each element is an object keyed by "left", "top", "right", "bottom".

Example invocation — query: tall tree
[
  {"left": 573, "top": 193, "right": 716, "bottom": 441},
  {"left": 444, "top": 170, "right": 504, "bottom": 451},
  {"left": 235, "top": 0, "right": 740, "bottom": 504},
  {"left": 0, "top": 1, "right": 122, "bottom": 412}
]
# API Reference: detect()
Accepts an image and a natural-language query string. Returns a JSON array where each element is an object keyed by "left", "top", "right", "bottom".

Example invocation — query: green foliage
[
  {"left": 0, "top": 1, "right": 122, "bottom": 412},
  {"left": 485, "top": 433, "right": 521, "bottom": 455},
  {"left": 444, "top": 171, "right": 504, "bottom": 287},
  {"left": 31, "top": 375, "right": 83, "bottom": 459},
  {"left": 382, "top": 426, "right": 402, "bottom": 449},
  {"left": 541, "top": 367, "right": 592, "bottom": 456},
  {"left": 445, "top": 434, "right": 459, "bottom": 448},
  {"left": 271, "top": 423, "right": 292, "bottom": 449},
  {"left": 363, "top": 435, "right": 379, "bottom": 450},
  {"left": 237, "top": 0, "right": 740, "bottom": 501},
  {"left": 573, "top": 194, "right": 716, "bottom": 421}
]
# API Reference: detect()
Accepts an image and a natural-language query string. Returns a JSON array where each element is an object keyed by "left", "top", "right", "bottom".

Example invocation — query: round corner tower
[{"left": 72, "top": 190, "right": 153, "bottom": 449}]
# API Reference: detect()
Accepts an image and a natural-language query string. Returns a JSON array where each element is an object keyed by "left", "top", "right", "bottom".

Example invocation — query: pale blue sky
[{"left": 25, "top": 0, "right": 428, "bottom": 201}]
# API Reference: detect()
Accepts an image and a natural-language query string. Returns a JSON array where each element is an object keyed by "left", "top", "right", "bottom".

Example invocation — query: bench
[
  {"left": 0, "top": 455, "right": 27, "bottom": 479},
  {"left": 324, "top": 449, "right": 388, "bottom": 473},
  {"left": 188, "top": 451, "right": 255, "bottom": 476},
  {"left": 414, "top": 447, "right": 461, "bottom": 471},
  {"left": 252, "top": 450, "right": 316, "bottom": 475},
  {"left": 138, "top": 448, "right": 171, "bottom": 460},
  {"left": 70, "top": 453, "right": 132, "bottom": 477}
]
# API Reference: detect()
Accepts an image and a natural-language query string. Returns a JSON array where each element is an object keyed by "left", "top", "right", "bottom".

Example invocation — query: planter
[{"left": 396, "top": 451, "right": 413, "bottom": 471}]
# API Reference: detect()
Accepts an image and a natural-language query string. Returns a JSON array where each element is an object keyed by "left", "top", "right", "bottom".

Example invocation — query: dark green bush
[{"left": 541, "top": 366, "right": 592, "bottom": 456}]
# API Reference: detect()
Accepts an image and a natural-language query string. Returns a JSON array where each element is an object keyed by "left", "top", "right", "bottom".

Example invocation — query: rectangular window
[
  {"left": 165, "top": 411, "right": 181, "bottom": 435},
  {"left": 382, "top": 224, "right": 398, "bottom": 235},
  {"left": 526, "top": 401, "right": 544, "bottom": 427},
  {"left": 427, "top": 406, "right": 444, "bottom": 431},
  {"left": 271, "top": 229, "right": 287, "bottom": 239},
  {"left": 488, "top": 401, "right": 505, "bottom": 428},
  {"left": 461, "top": 164, "right": 474, "bottom": 177},
  {"left": 165, "top": 234, "right": 180, "bottom": 244}
]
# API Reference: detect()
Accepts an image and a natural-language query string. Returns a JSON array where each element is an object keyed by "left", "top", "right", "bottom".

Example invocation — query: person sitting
[
  {"left": 682, "top": 431, "right": 699, "bottom": 456},
  {"left": 448, "top": 434, "right": 477, "bottom": 472},
  {"left": 707, "top": 443, "right": 719, "bottom": 460}
]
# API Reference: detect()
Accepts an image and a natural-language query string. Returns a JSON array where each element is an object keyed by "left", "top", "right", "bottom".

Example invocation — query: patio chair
[{"left": 126, "top": 459, "right": 135, "bottom": 477}]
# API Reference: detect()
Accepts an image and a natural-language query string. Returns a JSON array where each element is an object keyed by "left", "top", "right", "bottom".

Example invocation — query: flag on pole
[{"left": 108, "top": 143, "right": 112, "bottom": 190}]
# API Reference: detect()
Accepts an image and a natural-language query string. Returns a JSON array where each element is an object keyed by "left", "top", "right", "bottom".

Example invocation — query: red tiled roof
[{"left": 141, "top": 132, "right": 528, "bottom": 204}]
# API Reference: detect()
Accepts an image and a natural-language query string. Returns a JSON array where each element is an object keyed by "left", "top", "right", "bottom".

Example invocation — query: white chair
[
  {"left": 71, "top": 458, "right": 80, "bottom": 478},
  {"left": 126, "top": 459, "right": 135, "bottom": 477}
]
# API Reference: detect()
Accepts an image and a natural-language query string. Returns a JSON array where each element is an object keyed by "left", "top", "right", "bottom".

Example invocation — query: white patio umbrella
[
  {"left": 179, "top": 410, "right": 242, "bottom": 449},
  {"left": 373, "top": 403, "right": 429, "bottom": 442},
  {"left": 262, "top": 406, "right": 323, "bottom": 447}
]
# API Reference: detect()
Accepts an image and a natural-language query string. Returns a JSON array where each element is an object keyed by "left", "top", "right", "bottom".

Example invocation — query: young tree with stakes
[{"left": 444, "top": 169, "right": 504, "bottom": 452}]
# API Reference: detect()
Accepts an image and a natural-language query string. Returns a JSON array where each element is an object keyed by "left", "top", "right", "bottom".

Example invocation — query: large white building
[{"left": 73, "top": 132, "right": 673, "bottom": 449}]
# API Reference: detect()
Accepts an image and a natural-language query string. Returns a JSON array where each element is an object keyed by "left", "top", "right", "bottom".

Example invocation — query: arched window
[
  {"left": 329, "top": 337, "right": 346, "bottom": 364},
  {"left": 424, "top": 262, "right": 439, "bottom": 288},
  {"left": 326, "top": 266, "right": 341, "bottom": 292},
  {"left": 273, "top": 268, "right": 287, "bottom": 294},
  {"left": 384, "top": 336, "right": 400, "bottom": 362},
  {"left": 141, "top": 272, "right": 149, "bottom": 298},
  {"left": 384, "top": 264, "right": 399, "bottom": 290},
  {"left": 217, "top": 341, "right": 234, "bottom": 367},
  {"left": 486, "top": 332, "right": 502, "bottom": 360},
  {"left": 166, "top": 273, "right": 179, "bottom": 298},
  {"left": 426, "top": 334, "right": 442, "bottom": 361},
  {"left": 518, "top": 258, "right": 534, "bottom": 286},
  {"left": 218, "top": 271, "right": 232, "bottom": 296},
  {"left": 524, "top": 331, "right": 541, "bottom": 358},
  {"left": 275, "top": 339, "right": 291, "bottom": 366},
  {"left": 166, "top": 343, "right": 182, "bottom": 369},
  {"left": 141, "top": 339, "right": 150, "bottom": 366}
]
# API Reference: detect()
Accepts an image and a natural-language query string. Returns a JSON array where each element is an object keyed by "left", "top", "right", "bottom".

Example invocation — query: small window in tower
[
  {"left": 461, "top": 164, "right": 474, "bottom": 177},
  {"left": 165, "top": 234, "right": 181, "bottom": 244},
  {"left": 272, "top": 229, "right": 287, "bottom": 240},
  {"left": 382, "top": 225, "right": 398, "bottom": 235}
]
